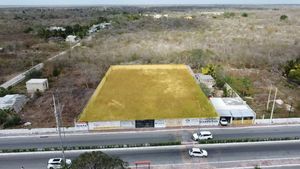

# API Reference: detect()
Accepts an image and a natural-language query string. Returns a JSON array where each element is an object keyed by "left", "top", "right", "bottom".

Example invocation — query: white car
[
  {"left": 220, "top": 118, "right": 229, "bottom": 126},
  {"left": 189, "top": 148, "right": 208, "bottom": 157},
  {"left": 192, "top": 131, "right": 213, "bottom": 141},
  {"left": 47, "top": 158, "right": 72, "bottom": 169}
]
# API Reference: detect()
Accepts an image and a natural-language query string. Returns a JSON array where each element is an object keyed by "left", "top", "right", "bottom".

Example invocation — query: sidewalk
[{"left": 1, "top": 123, "right": 300, "bottom": 138}]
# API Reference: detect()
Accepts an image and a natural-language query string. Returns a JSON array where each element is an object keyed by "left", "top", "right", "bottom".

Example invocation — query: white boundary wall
[
  {"left": 255, "top": 118, "right": 300, "bottom": 124},
  {"left": 87, "top": 118, "right": 219, "bottom": 130}
]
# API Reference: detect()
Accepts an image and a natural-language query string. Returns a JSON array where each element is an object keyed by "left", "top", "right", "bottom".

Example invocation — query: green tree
[{"left": 69, "top": 151, "right": 128, "bottom": 169}]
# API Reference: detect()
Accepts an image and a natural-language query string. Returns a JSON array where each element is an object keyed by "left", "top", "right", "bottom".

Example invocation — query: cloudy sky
[{"left": 0, "top": 0, "right": 299, "bottom": 6}]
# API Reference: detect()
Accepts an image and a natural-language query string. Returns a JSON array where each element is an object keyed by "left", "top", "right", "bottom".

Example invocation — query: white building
[
  {"left": 48, "top": 26, "right": 66, "bottom": 31},
  {"left": 88, "top": 23, "right": 111, "bottom": 34},
  {"left": 26, "top": 79, "right": 49, "bottom": 94},
  {"left": 210, "top": 97, "right": 256, "bottom": 125},
  {"left": 66, "top": 35, "right": 80, "bottom": 43},
  {"left": 0, "top": 94, "right": 28, "bottom": 113},
  {"left": 195, "top": 73, "right": 216, "bottom": 89}
]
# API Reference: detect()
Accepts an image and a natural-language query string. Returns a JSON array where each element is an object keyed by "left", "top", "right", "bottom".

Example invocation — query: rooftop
[
  {"left": 210, "top": 97, "right": 256, "bottom": 118},
  {"left": 79, "top": 64, "right": 218, "bottom": 122},
  {"left": 26, "top": 79, "right": 47, "bottom": 84}
]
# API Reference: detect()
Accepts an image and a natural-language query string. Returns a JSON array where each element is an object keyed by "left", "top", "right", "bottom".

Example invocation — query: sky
[{"left": 0, "top": 0, "right": 299, "bottom": 6}]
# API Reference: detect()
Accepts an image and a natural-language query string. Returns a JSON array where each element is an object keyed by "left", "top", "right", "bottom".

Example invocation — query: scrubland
[{"left": 1, "top": 6, "right": 298, "bottom": 127}]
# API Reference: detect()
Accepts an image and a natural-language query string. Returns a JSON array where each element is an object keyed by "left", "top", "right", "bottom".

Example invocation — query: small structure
[
  {"left": 88, "top": 23, "right": 111, "bottom": 34},
  {"left": 210, "top": 97, "right": 256, "bottom": 125},
  {"left": 26, "top": 79, "right": 49, "bottom": 94},
  {"left": 48, "top": 26, "right": 66, "bottom": 31},
  {"left": 0, "top": 47, "right": 3, "bottom": 52},
  {"left": 65, "top": 35, "right": 80, "bottom": 43},
  {"left": 195, "top": 73, "right": 216, "bottom": 89},
  {"left": 184, "top": 16, "right": 193, "bottom": 20},
  {"left": 0, "top": 94, "right": 28, "bottom": 113}
]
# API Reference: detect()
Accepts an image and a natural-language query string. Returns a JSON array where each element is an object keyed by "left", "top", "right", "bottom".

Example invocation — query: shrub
[
  {"left": 224, "top": 12, "right": 235, "bottom": 18},
  {"left": 280, "top": 15, "right": 288, "bottom": 21},
  {"left": 52, "top": 67, "right": 61, "bottom": 77},
  {"left": 241, "top": 13, "right": 248, "bottom": 17},
  {"left": 24, "top": 27, "right": 33, "bottom": 33},
  {"left": 25, "top": 69, "right": 43, "bottom": 79},
  {"left": 3, "top": 114, "right": 21, "bottom": 128},
  {"left": 225, "top": 77, "right": 254, "bottom": 96}
]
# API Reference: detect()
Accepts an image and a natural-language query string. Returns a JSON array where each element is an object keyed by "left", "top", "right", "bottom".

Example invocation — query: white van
[{"left": 192, "top": 131, "right": 213, "bottom": 141}]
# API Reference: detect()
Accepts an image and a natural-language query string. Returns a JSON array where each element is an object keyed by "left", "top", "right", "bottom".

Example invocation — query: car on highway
[
  {"left": 47, "top": 158, "right": 72, "bottom": 169},
  {"left": 220, "top": 118, "right": 229, "bottom": 126},
  {"left": 192, "top": 131, "right": 213, "bottom": 141},
  {"left": 189, "top": 148, "right": 208, "bottom": 157}
]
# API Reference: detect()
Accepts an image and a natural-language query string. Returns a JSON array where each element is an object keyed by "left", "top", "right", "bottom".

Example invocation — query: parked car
[
  {"left": 47, "top": 158, "right": 72, "bottom": 169},
  {"left": 192, "top": 131, "right": 213, "bottom": 141},
  {"left": 220, "top": 118, "right": 229, "bottom": 126},
  {"left": 189, "top": 148, "right": 208, "bottom": 157}
]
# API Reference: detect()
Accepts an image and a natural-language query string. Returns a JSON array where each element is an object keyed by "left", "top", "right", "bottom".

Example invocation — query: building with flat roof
[
  {"left": 79, "top": 64, "right": 219, "bottom": 130},
  {"left": 210, "top": 97, "right": 256, "bottom": 125},
  {"left": 26, "top": 79, "right": 49, "bottom": 94}
]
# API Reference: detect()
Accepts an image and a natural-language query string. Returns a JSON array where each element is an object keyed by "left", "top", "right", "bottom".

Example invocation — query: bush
[
  {"left": 241, "top": 13, "right": 248, "bottom": 17},
  {"left": 25, "top": 69, "right": 43, "bottom": 79},
  {"left": 52, "top": 67, "right": 61, "bottom": 77},
  {"left": 3, "top": 114, "right": 21, "bottom": 128},
  {"left": 280, "top": 15, "right": 288, "bottom": 21},
  {"left": 225, "top": 77, "right": 253, "bottom": 96},
  {"left": 24, "top": 27, "right": 33, "bottom": 33},
  {"left": 224, "top": 12, "right": 235, "bottom": 18}
]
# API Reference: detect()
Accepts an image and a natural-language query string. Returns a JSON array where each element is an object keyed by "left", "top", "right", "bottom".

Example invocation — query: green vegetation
[
  {"left": 241, "top": 13, "right": 248, "bottom": 17},
  {"left": 280, "top": 14, "right": 288, "bottom": 20},
  {"left": 0, "top": 141, "right": 181, "bottom": 153},
  {"left": 283, "top": 58, "right": 300, "bottom": 85},
  {"left": 199, "top": 136, "right": 300, "bottom": 144},
  {"left": 68, "top": 151, "right": 128, "bottom": 169},
  {"left": 225, "top": 76, "right": 253, "bottom": 97},
  {"left": 80, "top": 65, "right": 218, "bottom": 121},
  {"left": 0, "top": 87, "right": 16, "bottom": 97},
  {"left": 37, "top": 24, "right": 89, "bottom": 39},
  {"left": 25, "top": 69, "right": 43, "bottom": 79},
  {"left": 224, "top": 12, "right": 235, "bottom": 18},
  {"left": 0, "top": 109, "right": 21, "bottom": 129}
]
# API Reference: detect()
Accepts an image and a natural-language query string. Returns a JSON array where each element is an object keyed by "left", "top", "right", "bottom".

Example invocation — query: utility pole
[
  {"left": 270, "top": 87, "right": 277, "bottom": 123},
  {"left": 53, "top": 94, "right": 66, "bottom": 161},
  {"left": 266, "top": 85, "right": 272, "bottom": 111}
]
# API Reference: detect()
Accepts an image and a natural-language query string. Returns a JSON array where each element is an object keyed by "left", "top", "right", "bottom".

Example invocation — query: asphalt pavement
[
  {"left": 0, "top": 125, "right": 299, "bottom": 150},
  {"left": 0, "top": 141, "right": 299, "bottom": 169}
]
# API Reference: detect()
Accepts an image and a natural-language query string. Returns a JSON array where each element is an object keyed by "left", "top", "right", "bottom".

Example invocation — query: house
[
  {"left": 65, "top": 35, "right": 79, "bottom": 43},
  {"left": 26, "top": 79, "right": 49, "bottom": 94},
  {"left": 0, "top": 94, "right": 28, "bottom": 113},
  {"left": 195, "top": 73, "right": 216, "bottom": 89},
  {"left": 210, "top": 97, "right": 256, "bottom": 125}
]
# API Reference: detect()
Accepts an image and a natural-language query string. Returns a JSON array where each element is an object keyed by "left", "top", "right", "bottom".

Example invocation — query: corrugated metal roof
[{"left": 210, "top": 97, "right": 255, "bottom": 118}]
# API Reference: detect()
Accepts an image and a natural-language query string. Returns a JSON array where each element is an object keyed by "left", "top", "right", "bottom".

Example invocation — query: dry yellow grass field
[{"left": 79, "top": 64, "right": 218, "bottom": 121}]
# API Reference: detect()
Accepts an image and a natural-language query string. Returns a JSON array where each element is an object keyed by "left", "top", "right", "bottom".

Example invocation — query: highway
[
  {"left": 0, "top": 141, "right": 299, "bottom": 169},
  {"left": 0, "top": 125, "right": 299, "bottom": 150}
]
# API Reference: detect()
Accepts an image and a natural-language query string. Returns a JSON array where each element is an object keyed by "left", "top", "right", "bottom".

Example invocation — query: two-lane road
[
  {"left": 0, "top": 141, "right": 299, "bottom": 169},
  {"left": 0, "top": 125, "right": 299, "bottom": 150}
]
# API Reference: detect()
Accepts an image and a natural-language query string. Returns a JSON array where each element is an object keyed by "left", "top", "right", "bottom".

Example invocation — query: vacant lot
[
  {"left": 79, "top": 65, "right": 217, "bottom": 122},
  {"left": 6, "top": 6, "right": 299, "bottom": 127}
]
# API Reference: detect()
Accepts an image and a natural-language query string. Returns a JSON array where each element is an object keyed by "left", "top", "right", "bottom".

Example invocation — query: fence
[{"left": 255, "top": 118, "right": 300, "bottom": 124}]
